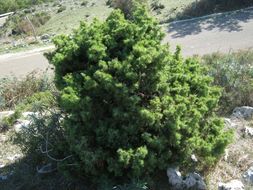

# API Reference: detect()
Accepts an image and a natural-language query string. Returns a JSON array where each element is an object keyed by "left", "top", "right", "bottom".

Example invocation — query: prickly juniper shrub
[{"left": 46, "top": 3, "right": 232, "bottom": 186}]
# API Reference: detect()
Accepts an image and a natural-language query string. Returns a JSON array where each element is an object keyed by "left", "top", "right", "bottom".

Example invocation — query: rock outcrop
[
  {"left": 232, "top": 106, "right": 253, "bottom": 120},
  {"left": 167, "top": 168, "right": 206, "bottom": 190}
]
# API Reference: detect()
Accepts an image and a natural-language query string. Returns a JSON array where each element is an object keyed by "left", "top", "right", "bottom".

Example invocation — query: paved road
[
  {"left": 165, "top": 7, "right": 253, "bottom": 55},
  {"left": 1, "top": 7, "right": 253, "bottom": 77},
  {"left": 0, "top": 48, "right": 53, "bottom": 78}
]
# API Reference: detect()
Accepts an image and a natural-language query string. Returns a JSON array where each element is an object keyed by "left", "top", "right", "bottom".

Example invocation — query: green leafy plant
[{"left": 46, "top": 2, "right": 232, "bottom": 186}]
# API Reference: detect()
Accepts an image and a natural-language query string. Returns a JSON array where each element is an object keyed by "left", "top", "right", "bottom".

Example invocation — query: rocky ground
[{"left": 208, "top": 107, "right": 253, "bottom": 190}]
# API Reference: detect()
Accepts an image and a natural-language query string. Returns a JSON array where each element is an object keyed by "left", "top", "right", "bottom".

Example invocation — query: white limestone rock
[
  {"left": 14, "top": 119, "right": 31, "bottom": 132},
  {"left": 0, "top": 111, "right": 14, "bottom": 120},
  {"left": 218, "top": 180, "right": 244, "bottom": 190},
  {"left": 243, "top": 166, "right": 253, "bottom": 184},
  {"left": 244, "top": 127, "right": 253, "bottom": 137},
  {"left": 167, "top": 168, "right": 206, "bottom": 190}
]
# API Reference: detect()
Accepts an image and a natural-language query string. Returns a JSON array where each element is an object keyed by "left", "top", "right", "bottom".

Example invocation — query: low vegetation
[
  {"left": 0, "top": 71, "right": 54, "bottom": 111},
  {"left": 178, "top": 0, "right": 253, "bottom": 20},
  {"left": 202, "top": 49, "right": 253, "bottom": 115},
  {"left": 0, "top": 0, "right": 53, "bottom": 14},
  {"left": 0, "top": 11, "right": 51, "bottom": 37}
]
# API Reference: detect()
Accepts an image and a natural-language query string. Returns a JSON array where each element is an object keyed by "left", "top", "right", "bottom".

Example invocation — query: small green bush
[
  {"left": 202, "top": 50, "right": 253, "bottom": 114},
  {"left": 57, "top": 5, "right": 66, "bottom": 13},
  {"left": 46, "top": 2, "right": 232, "bottom": 186}
]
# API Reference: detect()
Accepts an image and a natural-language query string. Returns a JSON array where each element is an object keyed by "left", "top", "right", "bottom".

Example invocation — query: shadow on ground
[
  {"left": 0, "top": 148, "right": 170, "bottom": 190},
  {"left": 167, "top": 7, "right": 253, "bottom": 38},
  {"left": 0, "top": 155, "right": 90, "bottom": 190}
]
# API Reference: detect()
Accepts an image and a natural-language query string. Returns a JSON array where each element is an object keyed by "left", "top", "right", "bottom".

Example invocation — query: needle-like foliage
[{"left": 46, "top": 2, "right": 232, "bottom": 185}]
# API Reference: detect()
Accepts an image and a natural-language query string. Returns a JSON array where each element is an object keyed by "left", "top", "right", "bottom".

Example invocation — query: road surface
[
  {"left": 0, "top": 47, "right": 54, "bottom": 78},
  {"left": 165, "top": 7, "right": 253, "bottom": 55},
  {"left": 0, "top": 7, "right": 253, "bottom": 77}
]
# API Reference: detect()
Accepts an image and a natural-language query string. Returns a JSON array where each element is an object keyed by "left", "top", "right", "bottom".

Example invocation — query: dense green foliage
[
  {"left": 203, "top": 50, "right": 253, "bottom": 114},
  {"left": 0, "top": 0, "right": 53, "bottom": 14},
  {"left": 46, "top": 3, "right": 232, "bottom": 185}
]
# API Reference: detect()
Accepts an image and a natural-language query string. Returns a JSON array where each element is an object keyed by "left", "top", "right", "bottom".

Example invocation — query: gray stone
[
  {"left": 37, "top": 163, "right": 57, "bottom": 174},
  {"left": 196, "top": 180, "right": 207, "bottom": 190},
  {"left": 0, "top": 111, "right": 14, "bottom": 120},
  {"left": 167, "top": 168, "right": 184, "bottom": 190},
  {"left": 243, "top": 166, "right": 253, "bottom": 184},
  {"left": 0, "top": 175, "right": 8, "bottom": 181},
  {"left": 244, "top": 127, "right": 253, "bottom": 137},
  {"left": 232, "top": 106, "right": 253, "bottom": 120},
  {"left": 218, "top": 180, "right": 244, "bottom": 190},
  {"left": 184, "top": 175, "right": 196, "bottom": 188},
  {"left": 184, "top": 173, "right": 207, "bottom": 190},
  {"left": 40, "top": 34, "right": 50, "bottom": 40},
  {"left": 14, "top": 120, "right": 31, "bottom": 132},
  {"left": 167, "top": 168, "right": 206, "bottom": 190}
]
